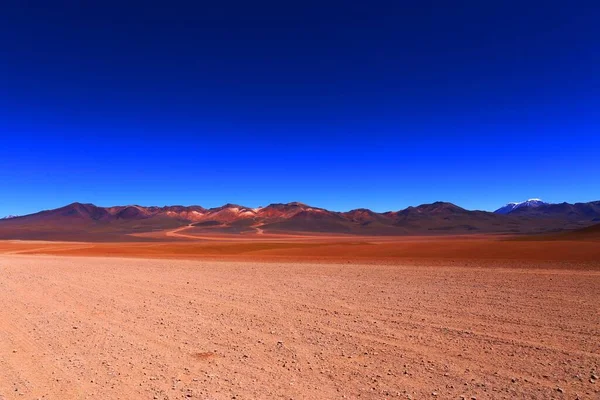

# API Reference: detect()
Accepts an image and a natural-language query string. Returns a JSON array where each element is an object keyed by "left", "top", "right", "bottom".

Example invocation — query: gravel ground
[{"left": 0, "top": 255, "right": 598, "bottom": 399}]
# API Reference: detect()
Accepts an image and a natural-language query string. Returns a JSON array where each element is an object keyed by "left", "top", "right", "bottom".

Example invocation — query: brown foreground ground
[{"left": 0, "top": 236, "right": 599, "bottom": 399}]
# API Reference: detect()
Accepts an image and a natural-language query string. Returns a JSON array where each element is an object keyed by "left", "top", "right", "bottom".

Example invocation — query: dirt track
[{"left": 0, "top": 255, "right": 599, "bottom": 399}]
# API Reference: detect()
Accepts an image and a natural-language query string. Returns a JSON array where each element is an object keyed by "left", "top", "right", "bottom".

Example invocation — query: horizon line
[{"left": 4, "top": 198, "right": 600, "bottom": 218}]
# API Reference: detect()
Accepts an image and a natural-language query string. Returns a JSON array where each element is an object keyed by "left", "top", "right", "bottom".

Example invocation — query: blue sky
[{"left": 1, "top": 1, "right": 599, "bottom": 215}]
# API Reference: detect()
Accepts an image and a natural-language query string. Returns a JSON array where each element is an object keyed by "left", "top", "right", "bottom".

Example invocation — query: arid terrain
[
  {"left": 0, "top": 235, "right": 599, "bottom": 399},
  {"left": 4, "top": 0, "right": 599, "bottom": 398}
]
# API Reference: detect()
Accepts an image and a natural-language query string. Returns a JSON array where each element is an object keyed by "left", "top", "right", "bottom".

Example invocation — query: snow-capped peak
[{"left": 495, "top": 199, "right": 548, "bottom": 214}]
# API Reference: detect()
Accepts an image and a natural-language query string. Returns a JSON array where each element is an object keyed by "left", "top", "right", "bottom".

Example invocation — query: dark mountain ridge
[{"left": 1, "top": 200, "right": 599, "bottom": 241}]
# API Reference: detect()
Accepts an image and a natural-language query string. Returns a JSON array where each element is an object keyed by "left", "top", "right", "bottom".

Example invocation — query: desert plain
[{"left": 0, "top": 234, "right": 599, "bottom": 399}]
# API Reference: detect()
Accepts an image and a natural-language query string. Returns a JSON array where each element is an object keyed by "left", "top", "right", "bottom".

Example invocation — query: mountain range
[
  {"left": 0, "top": 199, "right": 599, "bottom": 241},
  {"left": 496, "top": 200, "right": 600, "bottom": 219}
]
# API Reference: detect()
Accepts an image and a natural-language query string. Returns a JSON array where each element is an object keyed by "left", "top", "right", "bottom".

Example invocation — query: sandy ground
[
  {"left": 1, "top": 236, "right": 600, "bottom": 265},
  {"left": 0, "top": 254, "right": 599, "bottom": 399}
]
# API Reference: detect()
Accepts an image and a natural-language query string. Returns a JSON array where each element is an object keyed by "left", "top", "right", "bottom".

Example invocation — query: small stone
[
  {"left": 556, "top": 387, "right": 564, "bottom": 393},
  {"left": 431, "top": 392, "right": 438, "bottom": 397}
]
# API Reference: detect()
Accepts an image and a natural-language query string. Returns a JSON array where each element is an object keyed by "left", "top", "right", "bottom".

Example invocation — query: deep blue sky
[{"left": 1, "top": 1, "right": 599, "bottom": 215}]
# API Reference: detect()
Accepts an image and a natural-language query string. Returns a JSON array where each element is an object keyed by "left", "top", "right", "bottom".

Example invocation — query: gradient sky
[{"left": 1, "top": 1, "right": 599, "bottom": 216}]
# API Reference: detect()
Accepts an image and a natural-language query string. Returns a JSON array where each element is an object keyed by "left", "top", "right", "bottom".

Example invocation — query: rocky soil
[{"left": 0, "top": 255, "right": 598, "bottom": 399}]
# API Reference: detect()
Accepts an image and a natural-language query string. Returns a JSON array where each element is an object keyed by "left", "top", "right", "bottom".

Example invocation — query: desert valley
[
  {"left": 3, "top": 2, "right": 600, "bottom": 399},
  {"left": 0, "top": 200, "right": 599, "bottom": 399}
]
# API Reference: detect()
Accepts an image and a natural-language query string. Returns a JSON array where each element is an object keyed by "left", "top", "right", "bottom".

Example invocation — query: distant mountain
[
  {"left": 1, "top": 215, "right": 18, "bottom": 220},
  {"left": 381, "top": 202, "right": 521, "bottom": 233},
  {"left": 261, "top": 204, "right": 353, "bottom": 234},
  {"left": 0, "top": 203, "right": 190, "bottom": 241},
  {"left": 495, "top": 199, "right": 549, "bottom": 214},
  {"left": 495, "top": 199, "right": 600, "bottom": 220},
  {"left": 0, "top": 200, "right": 599, "bottom": 241}
]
